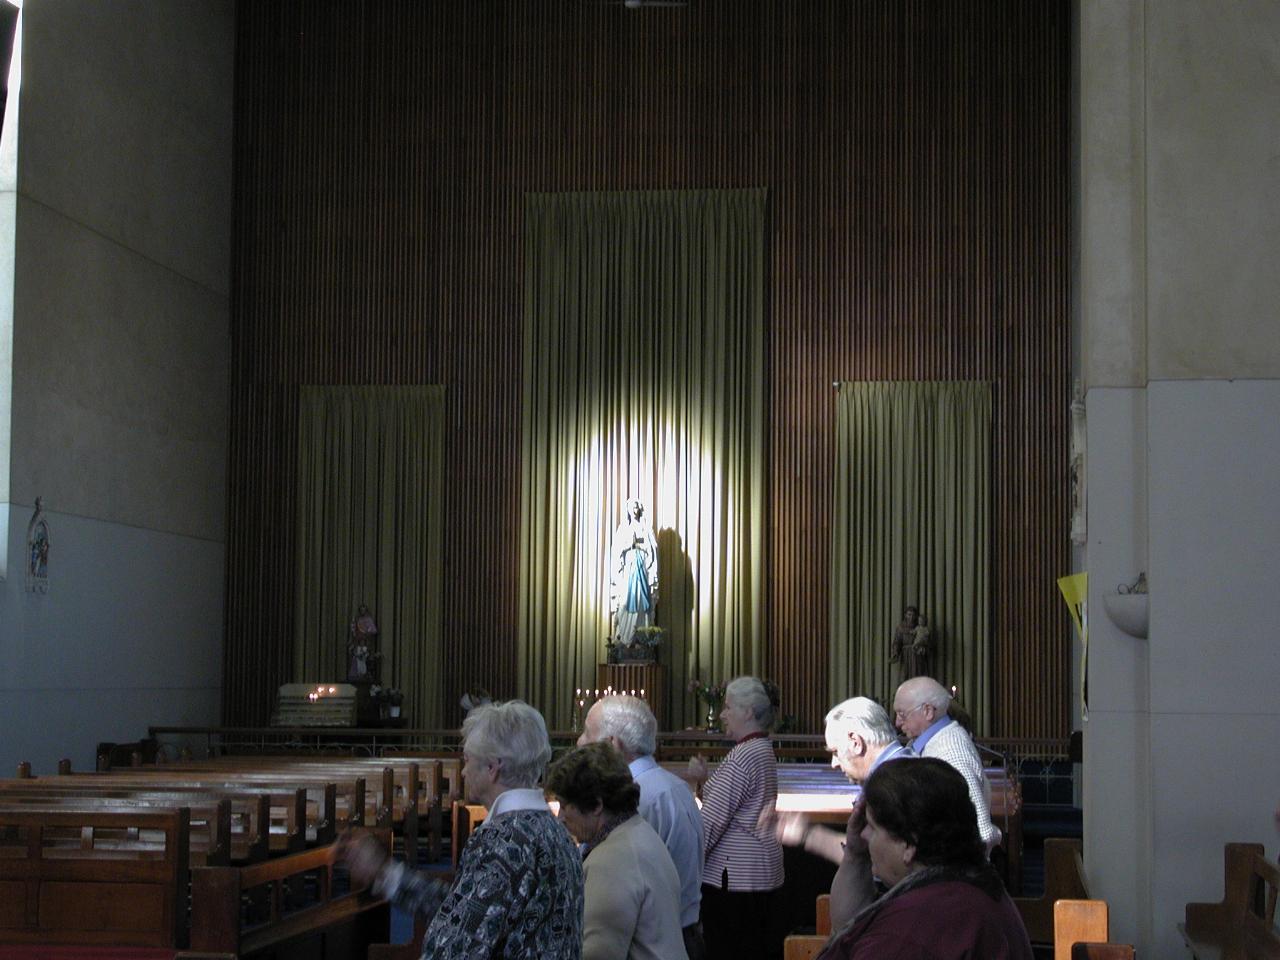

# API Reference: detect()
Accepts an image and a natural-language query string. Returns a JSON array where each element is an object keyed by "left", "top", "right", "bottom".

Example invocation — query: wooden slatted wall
[{"left": 225, "top": 0, "right": 1070, "bottom": 738}]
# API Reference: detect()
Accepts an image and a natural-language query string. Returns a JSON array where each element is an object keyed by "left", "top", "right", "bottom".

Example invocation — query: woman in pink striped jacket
[{"left": 688, "top": 676, "right": 784, "bottom": 960}]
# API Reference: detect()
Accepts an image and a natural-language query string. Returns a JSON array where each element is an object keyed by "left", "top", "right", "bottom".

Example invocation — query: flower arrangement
[
  {"left": 687, "top": 678, "right": 728, "bottom": 731},
  {"left": 608, "top": 625, "right": 664, "bottom": 663},
  {"left": 369, "top": 685, "right": 404, "bottom": 718},
  {"left": 633, "top": 625, "right": 664, "bottom": 647}
]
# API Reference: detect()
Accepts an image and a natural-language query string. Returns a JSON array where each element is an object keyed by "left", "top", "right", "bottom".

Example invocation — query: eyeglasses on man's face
[{"left": 893, "top": 702, "right": 927, "bottom": 721}]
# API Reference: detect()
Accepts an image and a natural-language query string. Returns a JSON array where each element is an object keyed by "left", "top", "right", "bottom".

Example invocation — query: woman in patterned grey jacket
[{"left": 341, "top": 700, "right": 584, "bottom": 959}]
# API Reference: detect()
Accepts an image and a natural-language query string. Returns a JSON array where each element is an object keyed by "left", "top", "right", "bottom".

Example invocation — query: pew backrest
[
  {"left": 187, "top": 831, "right": 391, "bottom": 957},
  {"left": 1054, "top": 899, "right": 1108, "bottom": 960},
  {"left": 782, "top": 935, "right": 825, "bottom": 960},
  {"left": 1182, "top": 842, "right": 1280, "bottom": 960},
  {"left": 1, "top": 795, "right": 234, "bottom": 866},
  {"left": 1070, "top": 944, "right": 1134, "bottom": 960},
  {"left": 451, "top": 802, "right": 487, "bottom": 870},
  {"left": 0, "top": 805, "right": 189, "bottom": 947},
  {"left": 1014, "top": 837, "right": 1089, "bottom": 944}
]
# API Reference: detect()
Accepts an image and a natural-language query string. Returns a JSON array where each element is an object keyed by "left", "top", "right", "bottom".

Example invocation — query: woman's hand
[
  {"left": 844, "top": 799, "right": 870, "bottom": 860},
  {"left": 335, "top": 829, "right": 388, "bottom": 888},
  {"left": 687, "top": 754, "right": 709, "bottom": 784}
]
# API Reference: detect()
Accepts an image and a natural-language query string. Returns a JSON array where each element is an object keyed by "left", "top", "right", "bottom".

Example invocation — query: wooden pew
[
  {"left": 1013, "top": 837, "right": 1090, "bottom": 944},
  {"left": 45, "top": 769, "right": 348, "bottom": 849},
  {"left": 122, "top": 756, "right": 438, "bottom": 865},
  {"left": 384, "top": 751, "right": 461, "bottom": 805},
  {"left": 1070, "top": 943, "right": 1134, "bottom": 959},
  {"left": 1181, "top": 842, "right": 1280, "bottom": 960},
  {"left": 0, "top": 806, "right": 189, "bottom": 948},
  {"left": 783, "top": 934, "right": 826, "bottom": 960},
  {"left": 185, "top": 831, "right": 392, "bottom": 959},
  {"left": 781, "top": 892, "right": 830, "bottom": 960},
  {"left": 451, "top": 802, "right": 488, "bottom": 870},
  {"left": 1, "top": 795, "right": 235, "bottom": 867},
  {"left": 1054, "top": 899, "right": 1109, "bottom": 960},
  {"left": 0, "top": 779, "right": 306, "bottom": 858},
  {"left": 368, "top": 915, "right": 427, "bottom": 960}
]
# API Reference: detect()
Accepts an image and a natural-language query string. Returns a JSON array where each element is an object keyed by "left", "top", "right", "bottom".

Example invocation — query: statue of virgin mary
[{"left": 609, "top": 497, "right": 659, "bottom": 646}]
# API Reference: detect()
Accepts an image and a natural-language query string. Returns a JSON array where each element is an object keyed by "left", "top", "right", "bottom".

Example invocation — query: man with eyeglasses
[{"left": 893, "top": 677, "right": 1001, "bottom": 851}]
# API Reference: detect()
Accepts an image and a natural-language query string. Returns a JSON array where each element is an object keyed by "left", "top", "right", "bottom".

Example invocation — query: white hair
[
  {"left": 898, "top": 676, "right": 953, "bottom": 712},
  {"left": 594, "top": 695, "right": 657, "bottom": 758},
  {"left": 726, "top": 676, "right": 776, "bottom": 729},
  {"left": 461, "top": 700, "right": 552, "bottom": 788},
  {"left": 825, "top": 697, "right": 898, "bottom": 746}
]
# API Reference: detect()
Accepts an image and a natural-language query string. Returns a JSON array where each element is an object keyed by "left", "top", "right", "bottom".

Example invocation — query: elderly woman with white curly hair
[
  {"left": 688, "top": 675, "right": 784, "bottom": 960},
  {"left": 340, "top": 700, "right": 584, "bottom": 960}
]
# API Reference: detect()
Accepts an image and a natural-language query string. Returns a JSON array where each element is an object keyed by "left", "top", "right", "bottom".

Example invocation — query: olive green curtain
[
  {"left": 294, "top": 385, "right": 445, "bottom": 728},
  {"left": 520, "top": 190, "right": 767, "bottom": 730},
  {"left": 830, "top": 381, "right": 991, "bottom": 733}
]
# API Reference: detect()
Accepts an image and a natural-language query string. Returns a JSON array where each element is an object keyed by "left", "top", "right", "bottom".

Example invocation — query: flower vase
[{"left": 704, "top": 700, "right": 722, "bottom": 732}]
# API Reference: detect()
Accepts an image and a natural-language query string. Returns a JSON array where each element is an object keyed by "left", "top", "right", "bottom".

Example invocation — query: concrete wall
[
  {"left": 0, "top": 0, "right": 234, "bottom": 774},
  {"left": 1079, "top": 1, "right": 1280, "bottom": 955}
]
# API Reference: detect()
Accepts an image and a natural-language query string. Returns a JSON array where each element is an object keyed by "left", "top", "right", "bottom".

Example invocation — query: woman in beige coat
[{"left": 548, "top": 742, "right": 688, "bottom": 960}]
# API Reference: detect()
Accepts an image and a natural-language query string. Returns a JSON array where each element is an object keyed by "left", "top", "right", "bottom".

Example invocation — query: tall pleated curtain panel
[
  {"left": 829, "top": 381, "right": 992, "bottom": 734},
  {"left": 294, "top": 385, "right": 446, "bottom": 728},
  {"left": 520, "top": 190, "right": 767, "bottom": 730}
]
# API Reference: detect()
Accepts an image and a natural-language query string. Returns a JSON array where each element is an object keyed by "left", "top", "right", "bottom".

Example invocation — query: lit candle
[{"left": 640, "top": 688, "right": 645, "bottom": 698}]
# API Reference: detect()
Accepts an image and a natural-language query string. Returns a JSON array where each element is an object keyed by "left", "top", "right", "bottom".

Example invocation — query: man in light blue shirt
[
  {"left": 580, "top": 695, "right": 705, "bottom": 960},
  {"left": 894, "top": 676, "right": 1000, "bottom": 850}
]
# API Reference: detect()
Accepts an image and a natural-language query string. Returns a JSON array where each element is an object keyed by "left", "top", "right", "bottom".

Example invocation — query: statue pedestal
[{"left": 596, "top": 663, "right": 666, "bottom": 729}]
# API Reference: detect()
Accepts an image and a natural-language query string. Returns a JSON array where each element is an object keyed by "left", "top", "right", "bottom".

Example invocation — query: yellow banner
[{"left": 1057, "top": 572, "right": 1088, "bottom": 720}]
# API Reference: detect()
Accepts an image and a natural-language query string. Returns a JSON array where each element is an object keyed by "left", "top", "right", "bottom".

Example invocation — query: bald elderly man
[
  {"left": 770, "top": 697, "right": 914, "bottom": 929},
  {"left": 893, "top": 676, "right": 1001, "bottom": 850},
  {"left": 579, "top": 695, "right": 706, "bottom": 960}
]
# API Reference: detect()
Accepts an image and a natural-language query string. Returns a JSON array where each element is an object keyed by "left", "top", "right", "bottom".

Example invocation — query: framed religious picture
[{"left": 26, "top": 497, "right": 50, "bottom": 593}]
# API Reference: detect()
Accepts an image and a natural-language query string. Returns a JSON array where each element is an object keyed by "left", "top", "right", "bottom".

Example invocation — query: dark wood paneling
[{"left": 226, "top": 0, "right": 1070, "bottom": 738}]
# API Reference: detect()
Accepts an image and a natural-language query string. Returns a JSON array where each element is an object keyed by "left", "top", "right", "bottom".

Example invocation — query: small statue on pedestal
[
  {"left": 890, "top": 605, "right": 932, "bottom": 681},
  {"left": 348, "top": 604, "right": 380, "bottom": 682}
]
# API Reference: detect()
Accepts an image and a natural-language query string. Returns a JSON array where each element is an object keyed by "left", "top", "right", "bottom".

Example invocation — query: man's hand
[
  {"left": 768, "top": 810, "right": 812, "bottom": 847},
  {"left": 335, "top": 829, "right": 389, "bottom": 888}
]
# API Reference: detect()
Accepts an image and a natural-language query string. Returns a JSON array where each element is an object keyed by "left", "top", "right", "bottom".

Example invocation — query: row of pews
[
  {"left": 12, "top": 744, "right": 1272, "bottom": 959},
  {"left": 0, "top": 753, "right": 463, "bottom": 956}
]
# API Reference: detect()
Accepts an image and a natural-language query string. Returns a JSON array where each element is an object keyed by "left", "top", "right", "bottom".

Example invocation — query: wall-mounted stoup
[{"left": 1103, "top": 592, "right": 1148, "bottom": 639}]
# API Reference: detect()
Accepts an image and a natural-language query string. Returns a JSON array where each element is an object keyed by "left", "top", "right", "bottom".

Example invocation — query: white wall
[
  {"left": 1079, "top": 1, "right": 1280, "bottom": 956},
  {"left": 1145, "top": 381, "right": 1280, "bottom": 951},
  {"left": 0, "top": 0, "right": 234, "bottom": 774},
  {"left": 0, "top": 504, "right": 223, "bottom": 773}
]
